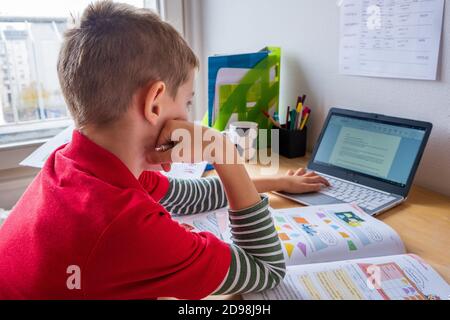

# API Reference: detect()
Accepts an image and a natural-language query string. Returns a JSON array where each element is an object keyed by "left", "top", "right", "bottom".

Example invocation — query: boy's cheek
[
  {"left": 171, "top": 109, "right": 189, "bottom": 121},
  {"left": 160, "top": 106, "right": 186, "bottom": 122}
]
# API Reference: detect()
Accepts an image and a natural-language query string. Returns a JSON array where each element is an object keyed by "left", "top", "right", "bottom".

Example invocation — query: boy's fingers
[
  {"left": 295, "top": 168, "right": 306, "bottom": 176},
  {"left": 317, "top": 175, "right": 330, "bottom": 186},
  {"left": 302, "top": 173, "right": 330, "bottom": 186},
  {"left": 304, "top": 176, "right": 329, "bottom": 186},
  {"left": 155, "top": 120, "right": 182, "bottom": 146},
  {"left": 314, "top": 176, "right": 329, "bottom": 186},
  {"left": 287, "top": 169, "right": 295, "bottom": 176},
  {"left": 303, "top": 183, "right": 322, "bottom": 192},
  {"left": 155, "top": 132, "right": 177, "bottom": 149}
]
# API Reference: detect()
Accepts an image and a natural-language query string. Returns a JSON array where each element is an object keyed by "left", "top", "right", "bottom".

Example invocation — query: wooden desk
[{"left": 206, "top": 154, "right": 450, "bottom": 300}]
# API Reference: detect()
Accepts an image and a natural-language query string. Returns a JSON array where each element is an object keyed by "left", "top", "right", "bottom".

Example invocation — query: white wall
[{"left": 194, "top": 0, "right": 450, "bottom": 196}]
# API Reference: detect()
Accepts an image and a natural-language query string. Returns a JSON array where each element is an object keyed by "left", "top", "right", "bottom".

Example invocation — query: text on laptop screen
[{"left": 314, "top": 115, "right": 426, "bottom": 187}]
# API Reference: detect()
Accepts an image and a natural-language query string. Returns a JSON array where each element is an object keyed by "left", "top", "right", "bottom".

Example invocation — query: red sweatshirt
[{"left": 0, "top": 130, "right": 230, "bottom": 299}]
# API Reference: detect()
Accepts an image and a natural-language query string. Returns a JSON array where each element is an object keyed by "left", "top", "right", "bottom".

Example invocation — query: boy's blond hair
[{"left": 57, "top": 0, "right": 198, "bottom": 127}]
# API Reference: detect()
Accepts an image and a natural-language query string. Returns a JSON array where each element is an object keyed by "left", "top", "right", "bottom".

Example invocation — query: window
[{"left": 0, "top": 0, "right": 160, "bottom": 128}]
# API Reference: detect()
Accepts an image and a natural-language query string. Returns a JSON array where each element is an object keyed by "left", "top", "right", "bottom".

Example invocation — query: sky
[{"left": 0, "top": 0, "right": 150, "bottom": 17}]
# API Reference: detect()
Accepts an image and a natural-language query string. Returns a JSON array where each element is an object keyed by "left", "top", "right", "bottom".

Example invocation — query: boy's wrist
[
  {"left": 204, "top": 132, "right": 240, "bottom": 164},
  {"left": 214, "top": 163, "right": 261, "bottom": 210},
  {"left": 271, "top": 176, "right": 287, "bottom": 192},
  {"left": 252, "top": 176, "right": 286, "bottom": 193}
]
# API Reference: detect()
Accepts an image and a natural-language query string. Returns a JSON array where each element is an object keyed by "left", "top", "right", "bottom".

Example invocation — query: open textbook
[{"left": 172, "top": 203, "right": 450, "bottom": 300}]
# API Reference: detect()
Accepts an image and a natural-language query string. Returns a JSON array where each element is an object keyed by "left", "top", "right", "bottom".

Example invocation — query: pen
[
  {"left": 290, "top": 110, "right": 297, "bottom": 131},
  {"left": 301, "top": 94, "right": 307, "bottom": 105},
  {"left": 300, "top": 110, "right": 310, "bottom": 131},
  {"left": 303, "top": 106, "right": 311, "bottom": 118},
  {"left": 286, "top": 106, "right": 290, "bottom": 128},
  {"left": 155, "top": 141, "right": 176, "bottom": 152},
  {"left": 296, "top": 101, "right": 303, "bottom": 113},
  {"left": 298, "top": 107, "right": 311, "bottom": 130},
  {"left": 262, "top": 110, "right": 281, "bottom": 128},
  {"left": 273, "top": 111, "right": 280, "bottom": 122},
  {"left": 295, "top": 100, "right": 304, "bottom": 129}
]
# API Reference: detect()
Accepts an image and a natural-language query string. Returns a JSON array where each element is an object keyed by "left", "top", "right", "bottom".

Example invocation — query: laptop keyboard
[{"left": 319, "top": 177, "right": 397, "bottom": 211}]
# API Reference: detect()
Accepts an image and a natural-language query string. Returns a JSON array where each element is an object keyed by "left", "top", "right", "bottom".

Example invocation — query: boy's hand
[
  {"left": 281, "top": 168, "right": 330, "bottom": 193},
  {"left": 146, "top": 120, "right": 237, "bottom": 171},
  {"left": 146, "top": 120, "right": 260, "bottom": 210},
  {"left": 252, "top": 167, "right": 330, "bottom": 194}
]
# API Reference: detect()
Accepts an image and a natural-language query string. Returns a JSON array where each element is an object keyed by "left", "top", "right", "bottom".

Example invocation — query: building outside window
[{"left": 0, "top": 0, "right": 161, "bottom": 145}]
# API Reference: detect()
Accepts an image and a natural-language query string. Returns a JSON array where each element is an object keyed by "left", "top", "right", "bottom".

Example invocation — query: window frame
[
  {"left": 0, "top": 1, "right": 166, "bottom": 134},
  {"left": 160, "top": 0, "right": 185, "bottom": 36},
  {"left": 0, "top": 16, "right": 69, "bottom": 127},
  {"left": 0, "top": 0, "right": 185, "bottom": 169}
]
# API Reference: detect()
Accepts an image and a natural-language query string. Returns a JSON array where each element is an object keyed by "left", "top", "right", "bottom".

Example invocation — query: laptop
[{"left": 276, "top": 108, "right": 432, "bottom": 216}]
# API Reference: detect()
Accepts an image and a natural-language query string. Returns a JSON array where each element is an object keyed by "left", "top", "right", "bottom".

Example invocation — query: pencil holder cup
[{"left": 278, "top": 127, "right": 307, "bottom": 158}]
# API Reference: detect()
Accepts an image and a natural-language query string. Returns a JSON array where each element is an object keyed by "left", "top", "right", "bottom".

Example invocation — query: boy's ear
[{"left": 143, "top": 81, "right": 166, "bottom": 125}]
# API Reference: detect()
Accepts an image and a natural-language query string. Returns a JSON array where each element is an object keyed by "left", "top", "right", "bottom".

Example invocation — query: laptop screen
[{"left": 313, "top": 114, "right": 427, "bottom": 188}]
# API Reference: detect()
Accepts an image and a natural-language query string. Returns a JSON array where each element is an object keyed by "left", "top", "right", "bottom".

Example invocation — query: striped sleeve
[
  {"left": 212, "top": 195, "right": 286, "bottom": 295},
  {"left": 160, "top": 177, "right": 228, "bottom": 215}
]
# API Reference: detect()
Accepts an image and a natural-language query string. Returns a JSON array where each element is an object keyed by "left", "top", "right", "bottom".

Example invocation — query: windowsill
[
  {"left": 0, "top": 119, "right": 73, "bottom": 151},
  {"left": 0, "top": 119, "right": 74, "bottom": 171},
  {"left": 0, "top": 138, "right": 50, "bottom": 151},
  {"left": 0, "top": 118, "right": 72, "bottom": 133}
]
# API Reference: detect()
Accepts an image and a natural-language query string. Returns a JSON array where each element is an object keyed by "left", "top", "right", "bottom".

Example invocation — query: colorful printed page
[
  {"left": 272, "top": 203, "right": 405, "bottom": 266},
  {"left": 244, "top": 254, "right": 450, "bottom": 300},
  {"left": 171, "top": 208, "right": 230, "bottom": 242},
  {"left": 172, "top": 203, "right": 405, "bottom": 266}
]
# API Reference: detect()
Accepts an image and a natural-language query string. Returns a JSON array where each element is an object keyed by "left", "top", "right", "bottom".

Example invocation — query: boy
[{"left": 0, "top": 1, "right": 328, "bottom": 299}]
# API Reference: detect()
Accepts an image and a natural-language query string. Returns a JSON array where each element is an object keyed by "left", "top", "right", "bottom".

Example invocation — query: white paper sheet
[
  {"left": 339, "top": 0, "right": 445, "bottom": 80},
  {"left": 20, "top": 124, "right": 74, "bottom": 168},
  {"left": 0, "top": 208, "right": 11, "bottom": 228},
  {"left": 161, "top": 162, "right": 208, "bottom": 179}
]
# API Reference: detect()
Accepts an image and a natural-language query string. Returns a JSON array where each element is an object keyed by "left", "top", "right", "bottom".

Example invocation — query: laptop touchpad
[{"left": 289, "top": 193, "right": 344, "bottom": 206}]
